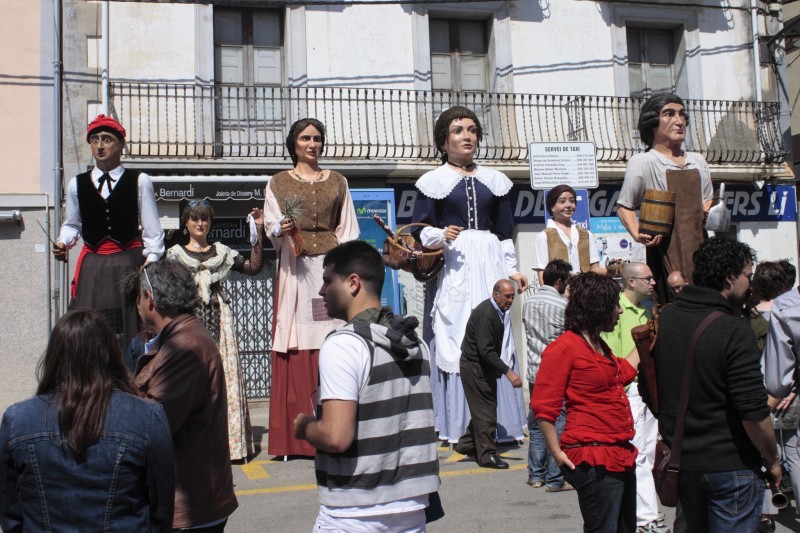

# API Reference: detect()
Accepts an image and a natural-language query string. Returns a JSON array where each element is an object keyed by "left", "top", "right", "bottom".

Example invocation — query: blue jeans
[
  {"left": 679, "top": 469, "right": 764, "bottom": 533},
  {"left": 562, "top": 464, "right": 636, "bottom": 533},
  {"left": 528, "top": 390, "right": 566, "bottom": 487}
]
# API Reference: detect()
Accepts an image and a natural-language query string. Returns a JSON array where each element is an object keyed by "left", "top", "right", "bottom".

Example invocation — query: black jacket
[
  {"left": 640, "top": 285, "right": 770, "bottom": 472},
  {"left": 460, "top": 298, "right": 509, "bottom": 376}
]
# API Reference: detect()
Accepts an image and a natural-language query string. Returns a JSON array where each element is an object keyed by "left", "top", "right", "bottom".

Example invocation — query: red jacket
[{"left": 135, "top": 314, "right": 238, "bottom": 528}]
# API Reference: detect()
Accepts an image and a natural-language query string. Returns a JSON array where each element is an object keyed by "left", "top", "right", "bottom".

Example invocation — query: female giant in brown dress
[{"left": 263, "top": 118, "right": 359, "bottom": 458}]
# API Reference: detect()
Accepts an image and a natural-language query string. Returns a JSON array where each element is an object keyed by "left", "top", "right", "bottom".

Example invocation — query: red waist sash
[{"left": 71, "top": 239, "right": 143, "bottom": 299}]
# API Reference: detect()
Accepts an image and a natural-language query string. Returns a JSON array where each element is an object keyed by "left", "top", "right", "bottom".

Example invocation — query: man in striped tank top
[{"left": 294, "top": 240, "right": 441, "bottom": 532}]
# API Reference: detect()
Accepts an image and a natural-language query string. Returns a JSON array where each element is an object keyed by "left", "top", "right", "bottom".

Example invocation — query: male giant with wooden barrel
[{"left": 617, "top": 94, "right": 714, "bottom": 304}]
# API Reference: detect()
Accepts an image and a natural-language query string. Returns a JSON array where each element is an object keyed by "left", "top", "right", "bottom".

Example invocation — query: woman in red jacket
[{"left": 532, "top": 272, "right": 641, "bottom": 532}]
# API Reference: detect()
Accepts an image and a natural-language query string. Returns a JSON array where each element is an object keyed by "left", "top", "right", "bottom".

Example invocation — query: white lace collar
[{"left": 415, "top": 164, "right": 513, "bottom": 199}]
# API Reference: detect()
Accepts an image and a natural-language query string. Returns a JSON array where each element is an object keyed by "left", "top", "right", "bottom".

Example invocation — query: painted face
[
  {"left": 89, "top": 132, "right": 123, "bottom": 170},
  {"left": 441, "top": 118, "right": 478, "bottom": 163},
  {"left": 186, "top": 215, "right": 211, "bottom": 241},
  {"left": 652, "top": 102, "right": 688, "bottom": 147},
  {"left": 551, "top": 191, "right": 576, "bottom": 224},
  {"left": 294, "top": 125, "right": 324, "bottom": 165},
  {"left": 319, "top": 263, "right": 349, "bottom": 321},
  {"left": 492, "top": 284, "right": 516, "bottom": 312}
]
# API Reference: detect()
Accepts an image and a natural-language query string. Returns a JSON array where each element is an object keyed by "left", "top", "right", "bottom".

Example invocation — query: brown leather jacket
[{"left": 135, "top": 314, "right": 238, "bottom": 529}]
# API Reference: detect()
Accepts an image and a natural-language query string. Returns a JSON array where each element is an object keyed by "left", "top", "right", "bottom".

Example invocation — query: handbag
[{"left": 652, "top": 311, "right": 724, "bottom": 507}]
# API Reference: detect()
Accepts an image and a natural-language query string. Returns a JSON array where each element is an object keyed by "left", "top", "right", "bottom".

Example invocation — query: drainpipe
[
  {"left": 751, "top": 0, "right": 763, "bottom": 103},
  {"left": 102, "top": 0, "right": 109, "bottom": 114},
  {"left": 53, "top": 0, "right": 63, "bottom": 324}
]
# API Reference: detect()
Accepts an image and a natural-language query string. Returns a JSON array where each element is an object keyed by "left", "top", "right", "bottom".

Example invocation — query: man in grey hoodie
[{"left": 294, "top": 240, "right": 440, "bottom": 531}]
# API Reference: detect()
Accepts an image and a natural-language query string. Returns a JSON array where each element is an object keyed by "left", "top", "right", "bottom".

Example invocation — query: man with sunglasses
[
  {"left": 601, "top": 262, "right": 667, "bottom": 533},
  {"left": 53, "top": 114, "right": 164, "bottom": 348}
]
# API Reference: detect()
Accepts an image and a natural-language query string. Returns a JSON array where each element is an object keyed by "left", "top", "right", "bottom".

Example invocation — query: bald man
[
  {"left": 455, "top": 279, "right": 523, "bottom": 469},
  {"left": 602, "top": 262, "right": 666, "bottom": 532},
  {"left": 667, "top": 271, "right": 688, "bottom": 297}
]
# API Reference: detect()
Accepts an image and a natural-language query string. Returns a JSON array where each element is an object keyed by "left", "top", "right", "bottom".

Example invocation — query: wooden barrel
[{"left": 639, "top": 189, "right": 676, "bottom": 237}]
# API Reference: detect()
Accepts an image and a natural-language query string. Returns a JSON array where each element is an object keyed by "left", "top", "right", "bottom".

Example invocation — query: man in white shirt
[
  {"left": 294, "top": 240, "right": 440, "bottom": 532},
  {"left": 53, "top": 114, "right": 164, "bottom": 347}
]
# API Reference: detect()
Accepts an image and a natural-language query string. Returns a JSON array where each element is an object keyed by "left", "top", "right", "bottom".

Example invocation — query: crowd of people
[{"left": 0, "top": 93, "right": 798, "bottom": 533}]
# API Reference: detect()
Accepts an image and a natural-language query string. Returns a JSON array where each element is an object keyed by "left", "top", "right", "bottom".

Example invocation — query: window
[
  {"left": 213, "top": 8, "right": 283, "bottom": 155},
  {"left": 627, "top": 28, "right": 676, "bottom": 98},
  {"left": 430, "top": 18, "right": 488, "bottom": 92},
  {"left": 214, "top": 9, "right": 282, "bottom": 86}
]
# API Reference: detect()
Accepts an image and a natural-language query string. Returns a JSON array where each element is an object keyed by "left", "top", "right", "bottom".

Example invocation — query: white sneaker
[{"left": 637, "top": 520, "right": 671, "bottom": 533}]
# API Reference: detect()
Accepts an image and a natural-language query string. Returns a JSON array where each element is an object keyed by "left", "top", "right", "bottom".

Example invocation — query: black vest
[{"left": 76, "top": 169, "right": 140, "bottom": 248}]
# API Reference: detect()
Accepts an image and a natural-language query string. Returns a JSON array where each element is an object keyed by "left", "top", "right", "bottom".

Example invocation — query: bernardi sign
[
  {"left": 528, "top": 141, "right": 599, "bottom": 190},
  {"left": 152, "top": 177, "right": 267, "bottom": 201}
]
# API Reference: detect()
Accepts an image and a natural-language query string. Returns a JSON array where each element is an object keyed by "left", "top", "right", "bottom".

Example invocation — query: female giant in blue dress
[
  {"left": 0, "top": 309, "right": 175, "bottom": 532},
  {"left": 412, "top": 106, "right": 529, "bottom": 445}
]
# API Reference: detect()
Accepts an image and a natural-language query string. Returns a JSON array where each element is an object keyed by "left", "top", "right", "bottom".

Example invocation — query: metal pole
[
  {"left": 44, "top": 194, "right": 52, "bottom": 336},
  {"left": 102, "top": 0, "right": 109, "bottom": 114}
]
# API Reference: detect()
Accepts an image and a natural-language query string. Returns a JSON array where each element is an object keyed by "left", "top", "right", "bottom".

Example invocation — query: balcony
[{"left": 109, "top": 82, "right": 788, "bottom": 170}]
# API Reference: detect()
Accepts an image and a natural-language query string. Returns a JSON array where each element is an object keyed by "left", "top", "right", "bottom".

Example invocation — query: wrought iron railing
[
  {"left": 225, "top": 262, "right": 275, "bottom": 399},
  {"left": 109, "top": 82, "right": 788, "bottom": 165}
]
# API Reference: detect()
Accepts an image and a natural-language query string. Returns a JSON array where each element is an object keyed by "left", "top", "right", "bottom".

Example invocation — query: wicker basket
[{"left": 381, "top": 222, "right": 444, "bottom": 282}]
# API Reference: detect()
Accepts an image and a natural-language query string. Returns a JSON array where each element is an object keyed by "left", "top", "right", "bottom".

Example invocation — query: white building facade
[{"left": 36, "top": 0, "right": 797, "bottom": 396}]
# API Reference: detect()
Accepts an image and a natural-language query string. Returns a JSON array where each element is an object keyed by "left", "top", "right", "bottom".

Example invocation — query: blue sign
[
  {"left": 394, "top": 183, "right": 796, "bottom": 225},
  {"left": 543, "top": 188, "right": 590, "bottom": 229},
  {"left": 351, "top": 189, "right": 400, "bottom": 313}
]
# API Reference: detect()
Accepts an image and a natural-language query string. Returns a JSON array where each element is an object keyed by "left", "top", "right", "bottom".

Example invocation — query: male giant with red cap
[{"left": 53, "top": 115, "right": 164, "bottom": 347}]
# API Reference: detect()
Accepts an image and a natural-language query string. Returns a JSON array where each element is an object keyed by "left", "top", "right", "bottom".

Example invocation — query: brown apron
[{"left": 646, "top": 169, "right": 705, "bottom": 304}]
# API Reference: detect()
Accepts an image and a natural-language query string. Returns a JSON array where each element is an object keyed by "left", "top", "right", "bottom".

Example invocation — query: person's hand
[
  {"left": 293, "top": 413, "right": 315, "bottom": 440},
  {"left": 510, "top": 273, "right": 528, "bottom": 293},
  {"left": 444, "top": 225, "right": 463, "bottom": 244},
  {"left": 765, "top": 457, "right": 782, "bottom": 490},
  {"left": 280, "top": 216, "right": 294, "bottom": 234},
  {"left": 250, "top": 207, "right": 264, "bottom": 225},
  {"left": 636, "top": 233, "right": 663, "bottom": 247},
  {"left": 552, "top": 449, "right": 575, "bottom": 470},
  {"left": 52, "top": 242, "right": 68, "bottom": 262},
  {"left": 773, "top": 392, "right": 796, "bottom": 417},
  {"left": 505, "top": 370, "right": 522, "bottom": 388}
]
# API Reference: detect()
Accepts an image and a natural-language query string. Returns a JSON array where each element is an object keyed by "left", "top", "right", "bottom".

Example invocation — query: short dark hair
[
  {"left": 638, "top": 93, "right": 687, "bottom": 148},
  {"left": 286, "top": 118, "right": 326, "bottom": 165},
  {"left": 565, "top": 272, "right": 621, "bottom": 346},
  {"left": 433, "top": 106, "right": 483, "bottom": 164},
  {"left": 545, "top": 185, "right": 577, "bottom": 216},
  {"left": 752, "top": 260, "right": 795, "bottom": 302},
  {"left": 323, "top": 240, "right": 385, "bottom": 297},
  {"left": 778, "top": 259, "right": 797, "bottom": 288},
  {"left": 692, "top": 237, "right": 756, "bottom": 291},
  {"left": 182, "top": 199, "right": 214, "bottom": 228},
  {"left": 141, "top": 260, "right": 200, "bottom": 316},
  {"left": 543, "top": 259, "right": 572, "bottom": 286}
]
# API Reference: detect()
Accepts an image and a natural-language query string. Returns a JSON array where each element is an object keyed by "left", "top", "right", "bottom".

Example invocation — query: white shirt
[
  {"left": 57, "top": 165, "right": 165, "bottom": 262},
  {"left": 317, "top": 333, "right": 428, "bottom": 520},
  {"left": 531, "top": 219, "right": 599, "bottom": 272}
]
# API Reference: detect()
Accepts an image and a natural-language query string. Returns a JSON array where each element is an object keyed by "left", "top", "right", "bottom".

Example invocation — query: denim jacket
[{"left": 0, "top": 390, "right": 175, "bottom": 532}]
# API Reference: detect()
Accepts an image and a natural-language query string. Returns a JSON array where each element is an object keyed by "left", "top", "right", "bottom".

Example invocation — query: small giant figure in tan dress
[
  {"left": 263, "top": 118, "right": 360, "bottom": 458},
  {"left": 166, "top": 200, "right": 264, "bottom": 461},
  {"left": 617, "top": 93, "right": 714, "bottom": 304}
]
